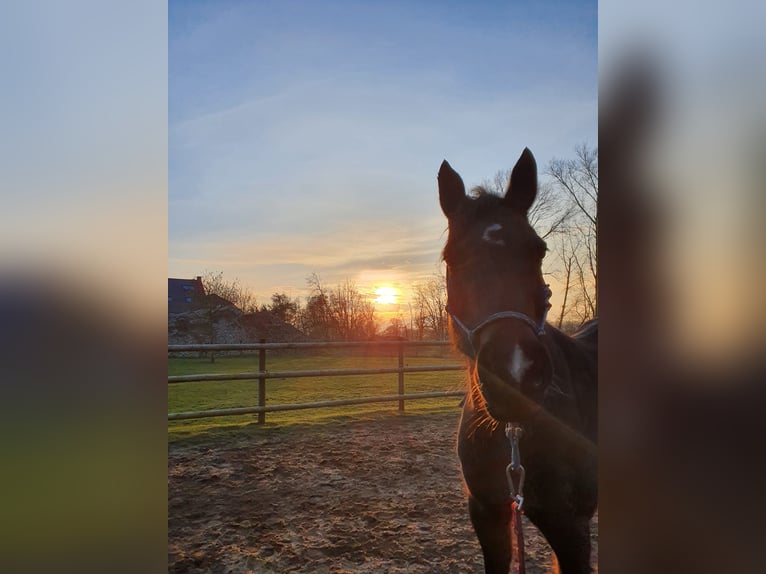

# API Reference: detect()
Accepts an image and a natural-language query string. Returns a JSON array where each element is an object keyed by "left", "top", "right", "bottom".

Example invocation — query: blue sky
[{"left": 169, "top": 0, "right": 597, "bottom": 306}]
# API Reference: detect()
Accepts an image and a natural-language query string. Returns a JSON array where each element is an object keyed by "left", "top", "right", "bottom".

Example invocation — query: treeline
[
  {"left": 295, "top": 274, "right": 376, "bottom": 340},
  {"left": 201, "top": 270, "right": 449, "bottom": 341},
  {"left": 201, "top": 271, "right": 377, "bottom": 340}
]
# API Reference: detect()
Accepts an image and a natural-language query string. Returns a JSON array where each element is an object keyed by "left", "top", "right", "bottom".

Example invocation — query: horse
[{"left": 438, "top": 148, "right": 598, "bottom": 573}]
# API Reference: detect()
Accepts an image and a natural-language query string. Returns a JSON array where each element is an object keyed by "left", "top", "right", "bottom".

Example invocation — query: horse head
[{"left": 440, "top": 148, "right": 554, "bottom": 423}]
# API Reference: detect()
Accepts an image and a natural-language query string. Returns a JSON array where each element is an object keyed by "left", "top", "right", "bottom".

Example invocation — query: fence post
[
  {"left": 397, "top": 341, "right": 405, "bottom": 412},
  {"left": 258, "top": 339, "right": 266, "bottom": 424}
]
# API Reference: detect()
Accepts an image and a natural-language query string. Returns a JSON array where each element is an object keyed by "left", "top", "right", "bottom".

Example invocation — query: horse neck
[{"left": 541, "top": 326, "right": 598, "bottom": 441}]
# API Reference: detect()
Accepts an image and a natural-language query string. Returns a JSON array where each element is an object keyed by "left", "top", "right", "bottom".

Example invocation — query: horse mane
[
  {"left": 468, "top": 185, "right": 498, "bottom": 198},
  {"left": 573, "top": 317, "right": 598, "bottom": 337}
]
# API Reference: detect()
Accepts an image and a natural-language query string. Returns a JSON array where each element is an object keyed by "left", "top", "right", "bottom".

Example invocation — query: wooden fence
[{"left": 168, "top": 340, "right": 466, "bottom": 423}]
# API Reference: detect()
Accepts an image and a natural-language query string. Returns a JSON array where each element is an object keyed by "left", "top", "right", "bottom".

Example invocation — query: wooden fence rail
[{"left": 168, "top": 340, "right": 466, "bottom": 423}]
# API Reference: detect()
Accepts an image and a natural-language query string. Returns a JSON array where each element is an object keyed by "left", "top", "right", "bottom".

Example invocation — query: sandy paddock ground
[{"left": 168, "top": 412, "right": 597, "bottom": 573}]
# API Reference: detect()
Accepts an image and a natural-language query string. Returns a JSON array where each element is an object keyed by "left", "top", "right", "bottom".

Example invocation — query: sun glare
[{"left": 374, "top": 286, "right": 399, "bottom": 305}]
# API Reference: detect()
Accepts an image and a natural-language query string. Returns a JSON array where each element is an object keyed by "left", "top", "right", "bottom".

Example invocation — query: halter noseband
[{"left": 446, "top": 284, "right": 552, "bottom": 358}]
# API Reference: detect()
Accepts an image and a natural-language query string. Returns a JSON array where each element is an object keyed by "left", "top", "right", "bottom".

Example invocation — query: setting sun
[{"left": 374, "top": 285, "right": 399, "bottom": 305}]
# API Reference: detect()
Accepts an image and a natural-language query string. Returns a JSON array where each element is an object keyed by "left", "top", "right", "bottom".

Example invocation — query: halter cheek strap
[{"left": 446, "top": 284, "right": 552, "bottom": 358}]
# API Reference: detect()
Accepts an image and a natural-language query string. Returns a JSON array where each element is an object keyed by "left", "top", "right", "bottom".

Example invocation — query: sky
[{"left": 169, "top": 0, "right": 597, "bottom": 317}]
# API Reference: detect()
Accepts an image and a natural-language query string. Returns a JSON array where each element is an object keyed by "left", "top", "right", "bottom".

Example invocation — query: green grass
[{"left": 168, "top": 351, "right": 468, "bottom": 440}]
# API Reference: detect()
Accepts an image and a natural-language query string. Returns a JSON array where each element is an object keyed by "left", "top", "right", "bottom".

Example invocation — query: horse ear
[
  {"left": 505, "top": 148, "right": 538, "bottom": 214},
  {"left": 438, "top": 160, "right": 466, "bottom": 217}
]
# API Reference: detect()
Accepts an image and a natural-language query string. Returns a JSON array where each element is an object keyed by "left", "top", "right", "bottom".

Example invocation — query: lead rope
[{"left": 505, "top": 423, "right": 526, "bottom": 574}]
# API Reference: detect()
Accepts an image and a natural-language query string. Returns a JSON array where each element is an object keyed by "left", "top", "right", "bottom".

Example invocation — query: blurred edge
[
  {"left": 0, "top": 2, "right": 167, "bottom": 573},
  {"left": 600, "top": 0, "right": 766, "bottom": 572},
  {"left": 2, "top": 0, "right": 766, "bottom": 573}
]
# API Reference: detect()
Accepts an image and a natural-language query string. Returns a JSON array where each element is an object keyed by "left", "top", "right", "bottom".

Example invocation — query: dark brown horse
[{"left": 438, "top": 149, "right": 598, "bottom": 573}]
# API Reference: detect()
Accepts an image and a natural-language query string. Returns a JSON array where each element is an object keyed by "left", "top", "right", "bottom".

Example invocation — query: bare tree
[
  {"left": 299, "top": 295, "right": 331, "bottom": 340},
  {"left": 547, "top": 144, "right": 598, "bottom": 228},
  {"left": 299, "top": 273, "right": 377, "bottom": 341},
  {"left": 407, "top": 302, "right": 422, "bottom": 341},
  {"left": 556, "top": 236, "right": 577, "bottom": 329},
  {"left": 298, "top": 273, "right": 332, "bottom": 339},
  {"left": 546, "top": 143, "right": 598, "bottom": 319},
  {"left": 411, "top": 273, "right": 448, "bottom": 340},
  {"left": 328, "top": 280, "right": 377, "bottom": 341},
  {"left": 201, "top": 270, "right": 258, "bottom": 313}
]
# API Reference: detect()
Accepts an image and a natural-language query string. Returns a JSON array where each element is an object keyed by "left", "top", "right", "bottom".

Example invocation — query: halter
[{"left": 446, "top": 284, "right": 552, "bottom": 358}]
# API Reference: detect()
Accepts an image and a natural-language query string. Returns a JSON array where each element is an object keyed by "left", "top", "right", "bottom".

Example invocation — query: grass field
[{"left": 168, "top": 351, "right": 467, "bottom": 440}]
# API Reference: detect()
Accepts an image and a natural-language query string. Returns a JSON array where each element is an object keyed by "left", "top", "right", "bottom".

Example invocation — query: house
[
  {"left": 168, "top": 277, "right": 205, "bottom": 314},
  {"left": 168, "top": 277, "right": 310, "bottom": 346}
]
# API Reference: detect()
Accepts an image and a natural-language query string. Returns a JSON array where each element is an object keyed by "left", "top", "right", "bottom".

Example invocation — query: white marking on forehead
[
  {"left": 482, "top": 223, "right": 505, "bottom": 245},
  {"left": 508, "top": 344, "right": 533, "bottom": 381}
]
